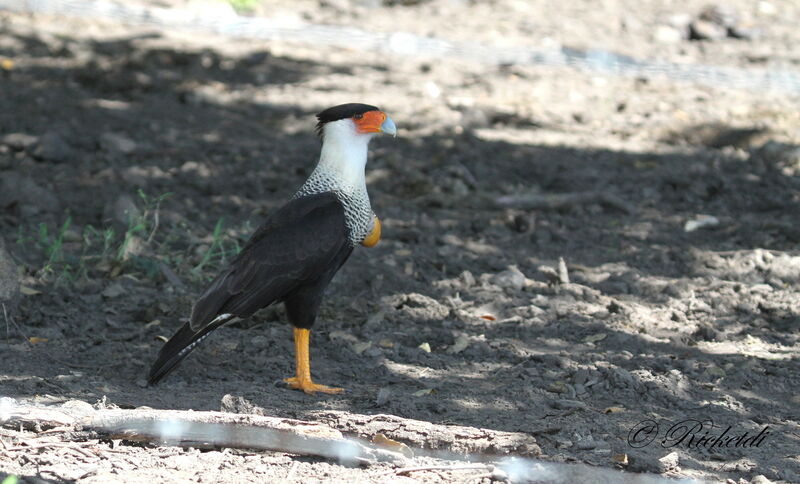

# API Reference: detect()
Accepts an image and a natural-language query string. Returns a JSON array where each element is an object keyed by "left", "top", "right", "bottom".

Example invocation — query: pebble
[
  {"left": 0, "top": 172, "right": 61, "bottom": 214},
  {"left": 32, "top": 131, "right": 76, "bottom": 163},
  {"left": 100, "top": 132, "right": 138, "bottom": 155},
  {"left": 491, "top": 266, "right": 526, "bottom": 291},
  {"left": 1, "top": 132, "right": 38, "bottom": 150},
  {"left": 459, "top": 270, "right": 476, "bottom": 287},
  {"left": 376, "top": 387, "right": 391, "bottom": 407},
  {"left": 653, "top": 25, "right": 683, "bottom": 44},
  {"left": 690, "top": 20, "right": 728, "bottom": 41},
  {"left": 658, "top": 451, "right": 680, "bottom": 472},
  {"left": 750, "top": 475, "right": 773, "bottom": 484},
  {"left": 105, "top": 194, "right": 141, "bottom": 226}
]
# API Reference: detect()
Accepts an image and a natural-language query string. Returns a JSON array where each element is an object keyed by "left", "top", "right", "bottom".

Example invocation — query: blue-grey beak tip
[{"left": 381, "top": 117, "right": 397, "bottom": 137}]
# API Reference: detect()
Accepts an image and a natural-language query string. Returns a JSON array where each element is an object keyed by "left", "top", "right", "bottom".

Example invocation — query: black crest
[{"left": 315, "top": 103, "right": 380, "bottom": 136}]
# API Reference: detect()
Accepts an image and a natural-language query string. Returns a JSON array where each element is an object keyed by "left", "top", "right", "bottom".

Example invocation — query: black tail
[{"left": 147, "top": 316, "right": 231, "bottom": 385}]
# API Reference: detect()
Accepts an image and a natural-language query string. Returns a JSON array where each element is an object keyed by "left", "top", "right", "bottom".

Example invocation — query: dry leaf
[
  {"left": 28, "top": 337, "right": 48, "bottom": 344},
  {"left": 417, "top": 342, "right": 431, "bottom": 353},
  {"left": 412, "top": 388, "right": 434, "bottom": 397},
  {"left": 604, "top": 406, "right": 625, "bottom": 414},
  {"left": 480, "top": 314, "right": 496, "bottom": 321},
  {"left": 155, "top": 335, "right": 169, "bottom": 343},
  {"left": 378, "top": 338, "right": 394, "bottom": 348},
  {"left": 611, "top": 453, "right": 629, "bottom": 465},
  {"left": 371, "top": 433, "right": 414, "bottom": 458},
  {"left": 20, "top": 286, "right": 41, "bottom": 296},
  {"left": 583, "top": 333, "right": 607, "bottom": 344}
]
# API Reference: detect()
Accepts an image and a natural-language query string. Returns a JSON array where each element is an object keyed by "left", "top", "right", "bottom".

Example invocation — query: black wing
[
  {"left": 190, "top": 191, "right": 351, "bottom": 330},
  {"left": 148, "top": 192, "right": 350, "bottom": 385}
]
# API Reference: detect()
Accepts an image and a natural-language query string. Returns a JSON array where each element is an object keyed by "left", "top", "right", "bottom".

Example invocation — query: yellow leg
[{"left": 283, "top": 328, "right": 343, "bottom": 394}]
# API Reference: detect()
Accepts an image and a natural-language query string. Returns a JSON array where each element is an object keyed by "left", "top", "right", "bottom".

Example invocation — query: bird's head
[{"left": 315, "top": 103, "right": 397, "bottom": 141}]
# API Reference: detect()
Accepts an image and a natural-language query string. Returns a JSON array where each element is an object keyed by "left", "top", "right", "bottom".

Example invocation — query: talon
[{"left": 283, "top": 376, "right": 343, "bottom": 394}]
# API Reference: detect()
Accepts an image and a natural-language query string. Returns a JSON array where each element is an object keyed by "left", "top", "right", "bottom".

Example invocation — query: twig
[
  {"left": 146, "top": 196, "right": 164, "bottom": 245},
  {"left": 495, "top": 191, "right": 634, "bottom": 213}
]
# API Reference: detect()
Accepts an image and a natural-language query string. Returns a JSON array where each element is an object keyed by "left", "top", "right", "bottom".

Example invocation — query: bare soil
[{"left": 1, "top": 1, "right": 799, "bottom": 483}]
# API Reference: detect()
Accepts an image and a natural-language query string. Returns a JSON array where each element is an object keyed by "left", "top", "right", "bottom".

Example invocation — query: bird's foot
[{"left": 283, "top": 376, "right": 344, "bottom": 394}]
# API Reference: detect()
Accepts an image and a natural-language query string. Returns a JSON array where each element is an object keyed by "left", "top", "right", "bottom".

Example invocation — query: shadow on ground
[{"left": 2, "top": 19, "right": 799, "bottom": 483}]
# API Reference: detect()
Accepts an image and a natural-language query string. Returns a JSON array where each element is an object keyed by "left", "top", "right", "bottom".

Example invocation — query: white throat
[
  {"left": 315, "top": 119, "right": 372, "bottom": 191},
  {"left": 293, "top": 118, "right": 376, "bottom": 245}
]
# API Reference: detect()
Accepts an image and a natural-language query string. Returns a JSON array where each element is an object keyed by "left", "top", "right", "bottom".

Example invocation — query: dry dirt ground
[{"left": 1, "top": 1, "right": 799, "bottom": 483}]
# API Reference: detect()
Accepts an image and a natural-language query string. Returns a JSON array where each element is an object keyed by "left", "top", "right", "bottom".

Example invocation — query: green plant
[
  {"left": 193, "top": 217, "right": 225, "bottom": 274},
  {"left": 17, "top": 189, "right": 247, "bottom": 286},
  {"left": 226, "top": 0, "right": 260, "bottom": 14},
  {"left": 36, "top": 216, "right": 71, "bottom": 272}
]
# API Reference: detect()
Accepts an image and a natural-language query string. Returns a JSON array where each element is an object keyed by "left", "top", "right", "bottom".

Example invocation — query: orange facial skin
[{"left": 353, "top": 110, "right": 387, "bottom": 134}]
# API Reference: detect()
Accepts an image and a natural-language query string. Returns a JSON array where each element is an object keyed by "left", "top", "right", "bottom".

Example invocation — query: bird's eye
[{"left": 354, "top": 113, "right": 363, "bottom": 119}]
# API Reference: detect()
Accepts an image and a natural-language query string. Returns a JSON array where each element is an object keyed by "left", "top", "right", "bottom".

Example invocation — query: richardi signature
[{"left": 627, "top": 418, "right": 770, "bottom": 449}]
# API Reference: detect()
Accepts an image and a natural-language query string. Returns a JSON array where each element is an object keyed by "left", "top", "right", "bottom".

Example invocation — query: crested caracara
[{"left": 148, "top": 103, "right": 396, "bottom": 394}]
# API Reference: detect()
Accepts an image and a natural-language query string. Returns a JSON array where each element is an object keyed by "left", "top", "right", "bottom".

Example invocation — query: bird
[{"left": 148, "top": 103, "right": 396, "bottom": 394}]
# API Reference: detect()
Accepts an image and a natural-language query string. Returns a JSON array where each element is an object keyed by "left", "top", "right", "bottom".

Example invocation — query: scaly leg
[{"left": 283, "top": 327, "right": 343, "bottom": 394}]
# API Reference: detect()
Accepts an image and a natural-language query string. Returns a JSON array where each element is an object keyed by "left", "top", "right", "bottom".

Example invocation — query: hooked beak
[{"left": 380, "top": 116, "right": 397, "bottom": 137}]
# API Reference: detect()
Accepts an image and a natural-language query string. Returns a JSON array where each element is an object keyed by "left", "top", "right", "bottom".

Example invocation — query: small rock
[
  {"left": 1, "top": 133, "right": 38, "bottom": 151},
  {"left": 511, "top": 213, "right": 532, "bottom": 233},
  {"left": 447, "top": 333, "right": 470, "bottom": 354},
  {"left": 492, "top": 266, "right": 526, "bottom": 291},
  {"left": 102, "top": 283, "right": 126, "bottom": 299},
  {"left": 459, "top": 108, "right": 489, "bottom": 129},
  {"left": 693, "top": 323, "right": 722, "bottom": 341},
  {"left": 100, "top": 132, "right": 138, "bottom": 155},
  {"left": 690, "top": 19, "right": 727, "bottom": 40},
  {"left": 32, "top": 131, "right": 76, "bottom": 163},
  {"left": 658, "top": 451, "right": 680, "bottom": 472},
  {"left": 0, "top": 172, "right": 60, "bottom": 213},
  {"left": 750, "top": 475, "right": 774, "bottom": 484},
  {"left": 459, "top": 270, "right": 476, "bottom": 287},
  {"left": 576, "top": 438, "right": 596, "bottom": 450},
  {"left": 653, "top": 25, "right": 683, "bottom": 44},
  {"left": 376, "top": 387, "right": 391, "bottom": 407},
  {"left": 105, "top": 194, "right": 141, "bottom": 227}
]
